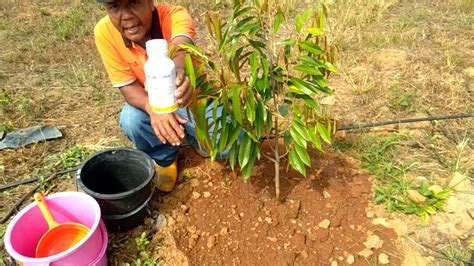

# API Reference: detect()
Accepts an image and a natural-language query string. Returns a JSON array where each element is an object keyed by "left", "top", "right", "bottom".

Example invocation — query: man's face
[{"left": 104, "top": 0, "right": 154, "bottom": 44}]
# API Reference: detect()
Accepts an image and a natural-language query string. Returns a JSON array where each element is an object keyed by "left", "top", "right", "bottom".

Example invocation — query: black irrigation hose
[
  {"left": 0, "top": 167, "right": 78, "bottom": 192},
  {"left": 337, "top": 113, "right": 474, "bottom": 131}
]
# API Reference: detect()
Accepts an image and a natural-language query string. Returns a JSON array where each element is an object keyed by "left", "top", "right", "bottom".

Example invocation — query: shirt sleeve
[
  {"left": 94, "top": 20, "right": 137, "bottom": 88},
  {"left": 159, "top": 5, "right": 196, "bottom": 42}
]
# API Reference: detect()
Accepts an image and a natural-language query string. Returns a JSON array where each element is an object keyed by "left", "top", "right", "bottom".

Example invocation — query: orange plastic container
[{"left": 34, "top": 192, "right": 90, "bottom": 257}]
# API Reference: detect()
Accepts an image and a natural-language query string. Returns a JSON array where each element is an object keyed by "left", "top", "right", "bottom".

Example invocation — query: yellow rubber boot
[{"left": 155, "top": 159, "right": 178, "bottom": 192}]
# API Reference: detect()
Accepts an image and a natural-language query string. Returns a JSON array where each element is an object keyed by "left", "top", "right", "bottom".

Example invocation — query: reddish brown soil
[{"left": 154, "top": 143, "right": 402, "bottom": 265}]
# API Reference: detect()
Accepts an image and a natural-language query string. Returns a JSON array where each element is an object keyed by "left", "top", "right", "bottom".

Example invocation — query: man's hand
[
  {"left": 175, "top": 68, "right": 192, "bottom": 107},
  {"left": 149, "top": 111, "right": 187, "bottom": 145}
]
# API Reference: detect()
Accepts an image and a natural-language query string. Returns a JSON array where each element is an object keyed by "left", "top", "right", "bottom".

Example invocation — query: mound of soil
[{"left": 154, "top": 144, "right": 402, "bottom": 265}]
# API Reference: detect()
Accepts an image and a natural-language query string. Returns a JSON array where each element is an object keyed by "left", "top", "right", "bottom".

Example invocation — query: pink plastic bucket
[
  {"left": 4, "top": 192, "right": 108, "bottom": 266},
  {"left": 90, "top": 221, "right": 108, "bottom": 266}
]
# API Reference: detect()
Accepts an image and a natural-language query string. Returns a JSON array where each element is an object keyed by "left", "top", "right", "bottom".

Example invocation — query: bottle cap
[{"left": 146, "top": 39, "right": 168, "bottom": 57}]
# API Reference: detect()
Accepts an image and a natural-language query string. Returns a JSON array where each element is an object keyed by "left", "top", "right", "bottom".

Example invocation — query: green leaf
[
  {"left": 229, "top": 144, "right": 238, "bottom": 170},
  {"left": 294, "top": 65, "right": 323, "bottom": 76},
  {"left": 231, "top": 84, "right": 242, "bottom": 124},
  {"left": 298, "top": 55, "right": 324, "bottom": 67},
  {"left": 308, "top": 126, "right": 323, "bottom": 151},
  {"left": 249, "top": 52, "right": 258, "bottom": 86},
  {"left": 295, "top": 144, "right": 311, "bottom": 167},
  {"left": 324, "top": 61, "right": 338, "bottom": 72},
  {"left": 273, "top": 12, "right": 284, "bottom": 34},
  {"left": 238, "top": 135, "right": 252, "bottom": 168},
  {"left": 236, "top": 16, "right": 256, "bottom": 31},
  {"left": 424, "top": 206, "right": 436, "bottom": 215},
  {"left": 299, "top": 41, "right": 324, "bottom": 55},
  {"left": 289, "top": 77, "right": 317, "bottom": 97},
  {"left": 277, "top": 38, "right": 296, "bottom": 46},
  {"left": 245, "top": 90, "right": 256, "bottom": 124},
  {"left": 248, "top": 39, "right": 266, "bottom": 51},
  {"left": 419, "top": 211, "right": 429, "bottom": 223},
  {"left": 213, "top": 17, "right": 223, "bottom": 47},
  {"left": 288, "top": 85, "right": 304, "bottom": 95},
  {"left": 255, "top": 101, "right": 265, "bottom": 138},
  {"left": 306, "top": 27, "right": 324, "bottom": 36},
  {"left": 289, "top": 126, "right": 307, "bottom": 148},
  {"left": 284, "top": 131, "right": 292, "bottom": 147},
  {"left": 295, "top": 14, "right": 305, "bottom": 33},
  {"left": 434, "top": 190, "right": 451, "bottom": 200},
  {"left": 289, "top": 148, "right": 306, "bottom": 176},
  {"left": 292, "top": 121, "right": 310, "bottom": 141},
  {"left": 317, "top": 122, "right": 331, "bottom": 144},
  {"left": 225, "top": 124, "right": 242, "bottom": 150},
  {"left": 241, "top": 144, "right": 257, "bottom": 181},
  {"left": 184, "top": 54, "right": 196, "bottom": 89},
  {"left": 218, "top": 121, "right": 229, "bottom": 153},
  {"left": 233, "top": 6, "right": 253, "bottom": 20},
  {"left": 300, "top": 95, "right": 319, "bottom": 110}
]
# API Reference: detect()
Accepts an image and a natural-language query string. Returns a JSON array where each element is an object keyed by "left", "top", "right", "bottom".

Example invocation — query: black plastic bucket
[{"left": 76, "top": 147, "right": 155, "bottom": 232}]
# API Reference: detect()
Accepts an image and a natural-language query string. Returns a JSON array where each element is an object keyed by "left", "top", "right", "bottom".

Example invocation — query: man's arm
[{"left": 120, "top": 81, "right": 186, "bottom": 146}]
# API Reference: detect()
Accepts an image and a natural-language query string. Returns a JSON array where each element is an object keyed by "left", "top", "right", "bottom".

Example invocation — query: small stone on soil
[
  {"left": 203, "top": 191, "right": 211, "bottom": 198},
  {"left": 366, "top": 211, "right": 374, "bottom": 218},
  {"left": 318, "top": 219, "right": 331, "bottom": 229},
  {"left": 207, "top": 235, "right": 216, "bottom": 249},
  {"left": 331, "top": 261, "right": 338, "bottom": 266},
  {"left": 364, "top": 234, "right": 384, "bottom": 249},
  {"left": 378, "top": 253, "right": 390, "bottom": 264},
  {"left": 189, "top": 234, "right": 199, "bottom": 248},
  {"left": 187, "top": 225, "right": 197, "bottom": 234},
  {"left": 265, "top": 217, "right": 272, "bottom": 223},
  {"left": 346, "top": 254, "right": 355, "bottom": 264},
  {"left": 167, "top": 216, "right": 176, "bottom": 226},
  {"left": 300, "top": 250, "right": 309, "bottom": 259},
  {"left": 258, "top": 217, "right": 263, "bottom": 222},
  {"left": 230, "top": 204, "right": 237, "bottom": 209},
  {"left": 192, "top": 191, "right": 201, "bottom": 199},
  {"left": 267, "top": 236, "right": 278, "bottom": 242},
  {"left": 190, "top": 179, "right": 199, "bottom": 187},
  {"left": 180, "top": 204, "right": 189, "bottom": 213},
  {"left": 220, "top": 227, "right": 229, "bottom": 235},
  {"left": 323, "top": 190, "right": 331, "bottom": 198},
  {"left": 358, "top": 248, "right": 373, "bottom": 258}
]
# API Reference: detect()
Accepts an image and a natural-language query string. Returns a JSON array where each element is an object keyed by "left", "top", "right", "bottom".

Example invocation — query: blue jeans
[{"left": 119, "top": 103, "right": 226, "bottom": 166}]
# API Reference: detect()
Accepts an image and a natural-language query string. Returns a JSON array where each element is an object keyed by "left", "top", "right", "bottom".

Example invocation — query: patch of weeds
[
  {"left": 0, "top": 223, "right": 7, "bottom": 262},
  {"left": 438, "top": 242, "right": 472, "bottom": 266},
  {"left": 124, "top": 232, "right": 163, "bottom": 266},
  {"left": 380, "top": 181, "right": 451, "bottom": 223},
  {"left": 0, "top": 92, "right": 9, "bottom": 105},
  {"left": 49, "top": 3, "right": 98, "bottom": 41},
  {"left": 180, "top": 169, "right": 194, "bottom": 183},
  {"left": 388, "top": 74, "right": 415, "bottom": 112},
  {"left": 17, "top": 96, "right": 36, "bottom": 119},
  {"left": 397, "top": 14, "right": 412, "bottom": 31},
  {"left": 339, "top": 132, "right": 451, "bottom": 222},
  {"left": 452, "top": 138, "right": 470, "bottom": 173},
  {"left": 46, "top": 145, "right": 96, "bottom": 170},
  {"left": 36, "top": 7, "right": 51, "bottom": 17},
  {"left": 90, "top": 82, "right": 106, "bottom": 107},
  {"left": 0, "top": 120, "right": 14, "bottom": 133}
]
